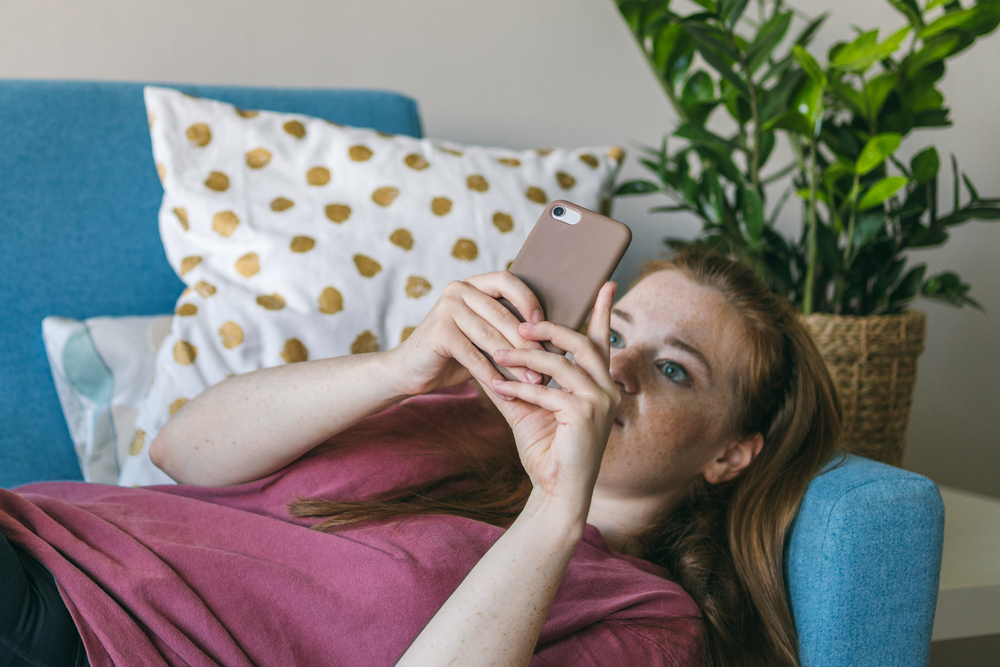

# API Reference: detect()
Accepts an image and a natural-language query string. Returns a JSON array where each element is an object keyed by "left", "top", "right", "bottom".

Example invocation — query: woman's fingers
[
  {"left": 493, "top": 347, "right": 595, "bottom": 395},
  {"left": 465, "top": 272, "right": 544, "bottom": 326},
  {"left": 587, "top": 282, "right": 616, "bottom": 365},
  {"left": 513, "top": 323, "right": 617, "bottom": 396}
]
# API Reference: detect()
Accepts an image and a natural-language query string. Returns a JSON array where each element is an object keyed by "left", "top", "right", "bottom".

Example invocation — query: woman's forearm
[
  {"left": 396, "top": 490, "right": 587, "bottom": 667},
  {"left": 150, "top": 350, "right": 410, "bottom": 486}
]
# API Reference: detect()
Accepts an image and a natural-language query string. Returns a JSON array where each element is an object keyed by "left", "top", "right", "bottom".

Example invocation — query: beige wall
[{"left": 1, "top": 0, "right": 996, "bottom": 497}]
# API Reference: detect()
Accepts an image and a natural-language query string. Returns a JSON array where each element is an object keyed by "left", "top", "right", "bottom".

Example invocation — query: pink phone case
[{"left": 489, "top": 200, "right": 632, "bottom": 382}]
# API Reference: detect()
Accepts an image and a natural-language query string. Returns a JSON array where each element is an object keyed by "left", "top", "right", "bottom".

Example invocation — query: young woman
[{"left": 0, "top": 248, "right": 839, "bottom": 667}]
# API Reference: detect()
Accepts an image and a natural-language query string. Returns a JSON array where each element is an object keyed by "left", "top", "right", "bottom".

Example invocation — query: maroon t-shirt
[{"left": 1, "top": 383, "right": 702, "bottom": 666}]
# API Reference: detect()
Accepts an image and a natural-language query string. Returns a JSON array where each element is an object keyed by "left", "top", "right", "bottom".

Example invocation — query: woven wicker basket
[{"left": 802, "top": 310, "right": 926, "bottom": 466}]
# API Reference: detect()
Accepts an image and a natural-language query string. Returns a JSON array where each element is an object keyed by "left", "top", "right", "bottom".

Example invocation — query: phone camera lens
[{"left": 552, "top": 206, "right": 566, "bottom": 218}]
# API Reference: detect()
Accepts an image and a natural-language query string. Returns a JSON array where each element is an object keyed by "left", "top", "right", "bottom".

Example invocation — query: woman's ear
[{"left": 702, "top": 433, "right": 764, "bottom": 484}]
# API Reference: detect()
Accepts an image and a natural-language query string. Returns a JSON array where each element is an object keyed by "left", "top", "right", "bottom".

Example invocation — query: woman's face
[{"left": 596, "top": 268, "right": 748, "bottom": 504}]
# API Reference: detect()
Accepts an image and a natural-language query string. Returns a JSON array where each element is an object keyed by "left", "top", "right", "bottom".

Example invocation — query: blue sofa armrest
[
  {"left": 0, "top": 80, "right": 423, "bottom": 489},
  {"left": 787, "top": 451, "right": 945, "bottom": 667}
]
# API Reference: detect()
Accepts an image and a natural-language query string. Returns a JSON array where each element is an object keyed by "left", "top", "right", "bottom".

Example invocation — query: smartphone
[{"left": 489, "top": 200, "right": 632, "bottom": 382}]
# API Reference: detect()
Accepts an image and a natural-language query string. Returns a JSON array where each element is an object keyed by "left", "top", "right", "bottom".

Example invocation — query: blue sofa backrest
[{"left": 0, "top": 80, "right": 422, "bottom": 488}]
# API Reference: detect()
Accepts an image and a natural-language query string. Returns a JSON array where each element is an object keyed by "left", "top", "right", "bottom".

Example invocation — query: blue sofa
[{"left": 0, "top": 80, "right": 943, "bottom": 666}]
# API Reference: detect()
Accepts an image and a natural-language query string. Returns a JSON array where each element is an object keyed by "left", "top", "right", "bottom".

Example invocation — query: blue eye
[
  {"left": 659, "top": 361, "right": 690, "bottom": 385},
  {"left": 609, "top": 328, "right": 624, "bottom": 348}
]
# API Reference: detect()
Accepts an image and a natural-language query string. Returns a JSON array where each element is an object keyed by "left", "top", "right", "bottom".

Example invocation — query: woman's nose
[{"left": 609, "top": 347, "right": 642, "bottom": 394}]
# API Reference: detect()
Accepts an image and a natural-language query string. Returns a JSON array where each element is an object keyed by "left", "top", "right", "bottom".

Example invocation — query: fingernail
[
  {"left": 519, "top": 321, "right": 534, "bottom": 330},
  {"left": 525, "top": 369, "right": 542, "bottom": 384},
  {"left": 531, "top": 309, "right": 543, "bottom": 323},
  {"left": 494, "top": 349, "right": 507, "bottom": 357}
]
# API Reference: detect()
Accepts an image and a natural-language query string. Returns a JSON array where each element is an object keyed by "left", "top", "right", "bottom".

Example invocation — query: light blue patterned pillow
[{"left": 42, "top": 315, "right": 172, "bottom": 484}]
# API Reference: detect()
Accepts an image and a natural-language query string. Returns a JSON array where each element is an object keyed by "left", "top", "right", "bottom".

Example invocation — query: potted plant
[{"left": 614, "top": 0, "right": 1000, "bottom": 464}]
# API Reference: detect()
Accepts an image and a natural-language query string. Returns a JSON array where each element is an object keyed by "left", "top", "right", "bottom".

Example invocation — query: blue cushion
[
  {"left": 0, "top": 80, "right": 422, "bottom": 488},
  {"left": 786, "top": 451, "right": 945, "bottom": 667}
]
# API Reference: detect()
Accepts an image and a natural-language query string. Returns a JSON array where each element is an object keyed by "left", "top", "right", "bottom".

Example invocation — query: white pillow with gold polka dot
[{"left": 120, "top": 85, "right": 624, "bottom": 486}]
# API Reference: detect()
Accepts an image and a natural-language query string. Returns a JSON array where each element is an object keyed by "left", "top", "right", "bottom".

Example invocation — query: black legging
[{"left": 0, "top": 531, "right": 88, "bottom": 667}]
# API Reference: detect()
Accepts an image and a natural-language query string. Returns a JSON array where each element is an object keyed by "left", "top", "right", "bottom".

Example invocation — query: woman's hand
[
  {"left": 387, "top": 271, "right": 548, "bottom": 397},
  {"left": 484, "top": 281, "right": 621, "bottom": 515}
]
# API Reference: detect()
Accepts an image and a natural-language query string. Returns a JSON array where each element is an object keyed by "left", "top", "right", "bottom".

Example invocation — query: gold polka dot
[
  {"left": 186, "top": 123, "right": 212, "bottom": 147},
  {"left": 467, "top": 175, "right": 489, "bottom": 192},
  {"left": 405, "top": 275, "right": 432, "bottom": 298},
  {"left": 270, "top": 197, "right": 295, "bottom": 212},
  {"left": 325, "top": 204, "right": 351, "bottom": 223},
  {"left": 439, "top": 147, "right": 464, "bottom": 156},
  {"left": 156, "top": 163, "right": 166, "bottom": 182},
  {"left": 318, "top": 287, "right": 343, "bottom": 314},
  {"left": 351, "top": 331, "right": 379, "bottom": 355},
  {"left": 354, "top": 254, "right": 382, "bottom": 277},
  {"left": 506, "top": 260, "right": 514, "bottom": 270},
  {"left": 176, "top": 303, "right": 198, "bottom": 316},
  {"left": 377, "top": 131, "right": 396, "bottom": 138},
  {"left": 246, "top": 148, "right": 272, "bottom": 169},
  {"left": 306, "top": 166, "right": 331, "bottom": 185},
  {"left": 557, "top": 172, "right": 576, "bottom": 189},
  {"left": 400, "top": 326, "right": 416, "bottom": 343},
  {"left": 256, "top": 293, "right": 286, "bottom": 310},
  {"left": 451, "top": 239, "right": 478, "bottom": 261},
  {"left": 195, "top": 281, "right": 216, "bottom": 298},
  {"left": 579, "top": 153, "right": 599, "bottom": 169},
  {"left": 493, "top": 212, "right": 514, "bottom": 233},
  {"left": 173, "top": 340, "right": 197, "bottom": 366},
  {"left": 212, "top": 211, "right": 240, "bottom": 236},
  {"left": 290, "top": 236, "right": 316, "bottom": 253},
  {"left": 608, "top": 146, "right": 626, "bottom": 162},
  {"left": 498, "top": 157, "right": 521, "bottom": 167},
  {"left": 536, "top": 149, "right": 553, "bottom": 156},
  {"left": 372, "top": 186, "right": 399, "bottom": 207},
  {"left": 147, "top": 112, "right": 155, "bottom": 129},
  {"left": 169, "top": 398, "right": 189, "bottom": 416},
  {"left": 236, "top": 108, "right": 259, "bottom": 118},
  {"left": 389, "top": 228, "right": 414, "bottom": 250},
  {"left": 281, "top": 338, "right": 308, "bottom": 363},
  {"left": 235, "top": 252, "right": 260, "bottom": 277},
  {"left": 431, "top": 197, "right": 453, "bottom": 216},
  {"left": 173, "top": 207, "right": 189, "bottom": 231},
  {"left": 283, "top": 120, "right": 306, "bottom": 138},
  {"left": 179, "top": 256, "right": 201, "bottom": 276},
  {"left": 219, "top": 321, "right": 244, "bottom": 349},
  {"left": 526, "top": 186, "right": 547, "bottom": 204},
  {"left": 404, "top": 153, "right": 430, "bottom": 170},
  {"left": 204, "top": 171, "right": 229, "bottom": 192},
  {"left": 349, "top": 145, "right": 373, "bottom": 161},
  {"left": 129, "top": 430, "right": 145, "bottom": 457},
  {"left": 181, "top": 287, "right": 193, "bottom": 297}
]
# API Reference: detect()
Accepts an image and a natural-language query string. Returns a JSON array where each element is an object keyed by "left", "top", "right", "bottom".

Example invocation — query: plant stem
[
  {"left": 803, "top": 137, "right": 819, "bottom": 315},
  {"left": 842, "top": 172, "right": 860, "bottom": 266}
]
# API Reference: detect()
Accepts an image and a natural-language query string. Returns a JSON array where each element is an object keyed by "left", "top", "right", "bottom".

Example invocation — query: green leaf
[
  {"left": 795, "top": 187, "right": 831, "bottom": 203},
  {"left": 792, "top": 45, "right": 828, "bottom": 86},
  {"left": 853, "top": 210, "right": 886, "bottom": 246},
  {"left": 856, "top": 133, "right": 902, "bottom": 175},
  {"left": 763, "top": 109, "right": 814, "bottom": 134},
  {"left": 888, "top": 0, "right": 924, "bottom": 29},
  {"left": 832, "top": 26, "right": 910, "bottom": 72},
  {"left": 890, "top": 265, "right": 926, "bottom": 304},
  {"left": 865, "top": 71, "right": 899, "bottom": 118},
  {"left": 795, "top": 12, "right": 828, "bottom": 48},
  {"left": 741, "top": 186, "right": 765, "bottom": 240},
  {"left": 962, "top": 172, "right": 980, "bottom": 203},
  {"left": 746, "top": 12, "right": 793, "bottom": 72},
  {"left": 719, "top": 0, "right": 751, "bottom": 28},
  {"left": 680, "top": 70, "right": 719, "bottom": 125},
  {"left": 792, "top": 78, "right": 824, "bottom": 135},
  {"left": 924, "top": 0, "right": 951, "bottom": 11},
  {"left": 655, "top": 24, "right": 698, "bottom": 90},
  {"left": 829, "top": 80, "right": 866, "bottom": 116},
  {"left": 721, "top": 79, "right": 753, "bottom": 124},
  {"left": 910, "top": 146, "right": 940, "bottom": 184},
  {"left": 921, "top": 271, "right": 983, "bottom": 310},
  {"left": 615, "top": 179, "right": 661, "bottom": 196},
  {"left": 903, "top": 85, "right": 945, "bottom": 112},
  {"left": 689, "top": 0, "right": 717, "bottom": 12},
  {"left": 905, "top": 31, "right": 975, "bottom": 73},
  {"left": 920, "top": 7, "right": 981, "bottom": 41},
  {"left": 858, "top": 176, "right": 909, "bottom": 209},
  {"left": 674, "top": 123, "right": 732, "bottom": 152},
  {"left": 937, "top": 205, "right": 1000, "bottom": 225}
]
